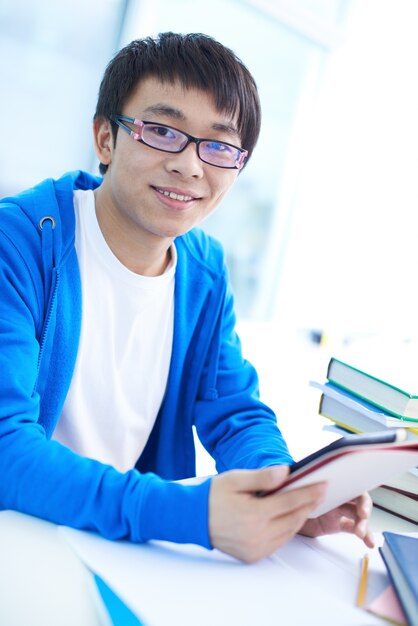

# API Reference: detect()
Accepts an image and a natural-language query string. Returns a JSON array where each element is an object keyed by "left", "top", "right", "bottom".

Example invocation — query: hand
[
  {"left": 208, "top": 466, "right": 328, "bottom": 563},
  {"left": 299, "top": 492, "right": 375, "bottom": 548}
]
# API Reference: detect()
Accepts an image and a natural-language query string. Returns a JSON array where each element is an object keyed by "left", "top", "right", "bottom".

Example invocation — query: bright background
[{"left": 2, "top": 0, "right": 418, "bottom": 465}]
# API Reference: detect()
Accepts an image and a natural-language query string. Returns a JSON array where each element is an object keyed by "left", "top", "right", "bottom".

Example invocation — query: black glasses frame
[{"left": 112, "top": 115, "right": 248, "bottom": 170}]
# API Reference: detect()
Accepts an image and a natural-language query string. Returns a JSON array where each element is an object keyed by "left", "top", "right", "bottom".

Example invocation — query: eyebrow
[
  {"left": 143, "top": 104, "right": 186, "bottom": 120},
  {"left": 142, "top": 103, "right": 239, "bottom": 138}
]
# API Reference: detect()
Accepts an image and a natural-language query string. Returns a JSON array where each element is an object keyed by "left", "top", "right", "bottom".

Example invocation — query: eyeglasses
[{"left": 113, "top": 115, "right": 248, "bottom": 170}]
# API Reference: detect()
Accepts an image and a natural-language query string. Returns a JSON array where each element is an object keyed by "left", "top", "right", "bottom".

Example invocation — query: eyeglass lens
[{"left": 142, "top": 123, "right": 242, "bottom": 168}]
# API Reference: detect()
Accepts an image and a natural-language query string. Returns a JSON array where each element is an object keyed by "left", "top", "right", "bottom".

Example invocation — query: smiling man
[
  {"left": 93, "top": 78, "right": 243, "bottom": 274},
  {"left": 0, "top": 32, "right": 373, "bottom": 563}
]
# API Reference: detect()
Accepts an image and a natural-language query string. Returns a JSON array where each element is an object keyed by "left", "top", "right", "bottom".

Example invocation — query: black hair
[{"left": 94, "top": 32, "right": 261, "bottom": 174}]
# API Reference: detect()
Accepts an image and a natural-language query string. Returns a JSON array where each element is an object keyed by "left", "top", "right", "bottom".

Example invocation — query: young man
[{"left": 0, "top": 32, "right": 373, "bottom": 563}]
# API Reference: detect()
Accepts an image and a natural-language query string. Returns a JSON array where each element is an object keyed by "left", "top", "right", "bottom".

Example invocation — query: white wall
[{"left": 274, "top": 0, "right": 418, "bottom": 340}]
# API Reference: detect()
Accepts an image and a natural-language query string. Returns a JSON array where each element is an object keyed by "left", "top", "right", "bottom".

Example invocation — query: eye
[
  {"left": 149, "top": 124, "right": 177, "bottom": 139},
  {"left": 206, "top": 141, "right": 233, "bottom": 154}
]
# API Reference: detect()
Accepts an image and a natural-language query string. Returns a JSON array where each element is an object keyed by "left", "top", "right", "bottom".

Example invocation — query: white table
[
  {"left": 0, "top": 507, "right": 415, "bottom": 626},
  {"left": 0, "top": 511, "right": 109, "bottom": 626}
]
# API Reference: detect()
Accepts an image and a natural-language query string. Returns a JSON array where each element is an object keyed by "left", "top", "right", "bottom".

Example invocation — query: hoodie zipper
[
  {"left": 36, "top": 268, "right": 59, "bottom": 373},
  {"left": 36, "top": 216, "right": 59, "bottom": 377}
]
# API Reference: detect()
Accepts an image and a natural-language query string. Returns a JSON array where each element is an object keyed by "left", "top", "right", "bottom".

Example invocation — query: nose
[{"left": 165, "top": 143, "right": 204, "bottom": 179}]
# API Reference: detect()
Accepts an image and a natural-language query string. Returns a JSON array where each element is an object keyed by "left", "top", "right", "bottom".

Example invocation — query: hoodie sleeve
[
  {"left": 194, "top": 276, "right": 294, "bottom": 472},
  {"left": 0, "top": 226, "right": 212, "bottom": 548}
]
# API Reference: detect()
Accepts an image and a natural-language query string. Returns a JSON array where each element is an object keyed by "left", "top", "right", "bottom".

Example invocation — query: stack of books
[{"left": 311, "top": 357, "right": 418, "bottom": 524}]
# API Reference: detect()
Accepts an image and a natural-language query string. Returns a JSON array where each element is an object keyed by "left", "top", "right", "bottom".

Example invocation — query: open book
[{"left": 278, "top": 430, "right": 418, "bottom": 518}]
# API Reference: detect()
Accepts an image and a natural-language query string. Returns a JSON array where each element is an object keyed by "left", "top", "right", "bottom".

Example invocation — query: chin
[{"left": 157, "top": 219, "right": 199, "bottom": 239}]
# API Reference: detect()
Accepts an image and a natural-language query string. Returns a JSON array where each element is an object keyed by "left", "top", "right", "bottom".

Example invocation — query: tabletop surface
[{"left": 0, "top": 506, "right": 415, "bottom": 626}]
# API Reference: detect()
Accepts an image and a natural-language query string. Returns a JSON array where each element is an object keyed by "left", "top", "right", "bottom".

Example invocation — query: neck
[{"left": 93, "top": 188, "right": 172, "bottom": 277}]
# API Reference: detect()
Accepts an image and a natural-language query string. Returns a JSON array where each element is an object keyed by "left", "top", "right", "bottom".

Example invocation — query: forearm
[{"left": 0, "top": 427, "right": 212, "bottom": 547}]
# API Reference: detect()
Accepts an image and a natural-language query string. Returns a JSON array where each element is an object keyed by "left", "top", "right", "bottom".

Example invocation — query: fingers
[
  {"left": 339, "top": 493, "right": 375, "bottom": 548},
  {"left": 252, "top": 484, "right": 328, "bottom": 557},
  {"left": 354, "top": 492, "right": 373, "bottom": 519},
  {"left": 362, "top": 530, "right": 375, "bottom": 549},
  {"left": 209, "top": 468, "right": 376, "bottom": 565},
  {"left": 208, "top": 468, "right": 329, "bottom": 563},
  {"left": 248, "top": 505, "right": 318, "bottom": 562},
  {"left": 300, "top": 491, "right": 375, "bottom": 549},
  {"left": 338, "top": 514, "right": 375, "bottom": 548},
  {"left": 270, "top": 495, "right": 326, "bottom": 545},
  {"left": 260, "top": 481, "right": 328, "bottom": 519},
  {"left": 226, "top": 495, "right": 325, "bottom": 564},
  {"left": 357, "top": 525, "right": 375, "bottom": 549}
]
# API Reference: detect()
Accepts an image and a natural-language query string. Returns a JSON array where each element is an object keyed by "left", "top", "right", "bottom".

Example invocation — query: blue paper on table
[
  {"left": 94, "top": 574, "right": 145, "bottom": 626},
  {"left": 379, "top": 532, "right": 418, "bottom": 626}
]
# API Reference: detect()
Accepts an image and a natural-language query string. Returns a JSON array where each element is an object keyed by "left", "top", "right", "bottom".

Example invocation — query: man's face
[{"left": 94, "top": 77, "right": 242, "bottom": 249}]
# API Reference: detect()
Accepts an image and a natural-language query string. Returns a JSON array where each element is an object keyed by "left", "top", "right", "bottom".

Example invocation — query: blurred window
[{"left": 0, "top": 0, "right": 128, "bottom": 195}]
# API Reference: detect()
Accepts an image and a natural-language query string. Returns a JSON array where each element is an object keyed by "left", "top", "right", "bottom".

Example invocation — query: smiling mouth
[{"left": 154, "top": 187, "right": 197, "bottom": 202}]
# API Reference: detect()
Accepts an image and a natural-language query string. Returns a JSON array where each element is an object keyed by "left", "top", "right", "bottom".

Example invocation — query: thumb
[{"left": 230, "top": 465, "right": 290, "bottom": 494}]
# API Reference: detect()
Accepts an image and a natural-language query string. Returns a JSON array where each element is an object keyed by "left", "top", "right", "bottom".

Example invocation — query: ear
[{"left": 93, "top": 117, "right": 114, "bottom": 167}]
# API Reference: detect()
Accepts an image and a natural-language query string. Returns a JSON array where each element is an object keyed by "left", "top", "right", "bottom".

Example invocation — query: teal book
[
  {"left": 326, "top": 357, "right": 418, "bottom": 421},
  {"left": 379, "top": 532, "right": 418, "bottom": 626},
  {"left": 315, "top": 381, "right": 418, "bottom": 433}
]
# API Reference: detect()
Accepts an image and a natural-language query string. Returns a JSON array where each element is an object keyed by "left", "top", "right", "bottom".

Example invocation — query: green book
[{"left": 326, "top": 357, "right": 418, "bottom": 422}]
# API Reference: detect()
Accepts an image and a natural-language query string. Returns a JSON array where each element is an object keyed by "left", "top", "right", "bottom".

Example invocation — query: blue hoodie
[{"left": 0, "top": 170, "right": 292, "bottom": 547}]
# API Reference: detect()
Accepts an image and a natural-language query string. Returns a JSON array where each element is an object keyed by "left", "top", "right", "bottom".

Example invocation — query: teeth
[{"left": 156, "top": 188, "right": 193, "bottom": 201}]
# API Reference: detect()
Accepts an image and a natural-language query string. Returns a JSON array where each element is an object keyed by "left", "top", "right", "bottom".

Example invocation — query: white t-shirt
[{"left": 52, "top": 189, "right": 176, "bottom": 472}]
